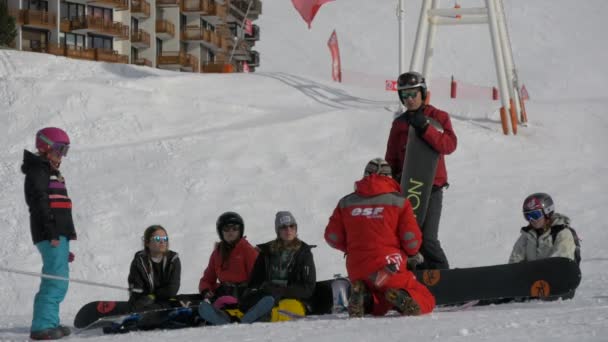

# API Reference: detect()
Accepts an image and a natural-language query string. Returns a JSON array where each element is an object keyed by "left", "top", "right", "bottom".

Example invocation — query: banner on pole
[
  {"left": 385, "top": 80, "right": 398, "bottom": 91},
  {"left": 327, "top": 30, "right": 342, "bottom": 82},
  {"left": 244, "top": 19, "right": 253, "bottom": 36},
  {"left": 520, "top": 84, "right": 529, "bottom": 100},
  {"left": 292, "top": 0, "right": 334, "bottom": 29}
]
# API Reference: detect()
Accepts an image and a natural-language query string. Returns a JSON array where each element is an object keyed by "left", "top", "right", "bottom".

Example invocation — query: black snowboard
[
  {"left": 413, "top": 257, "right": 581, "bottom": 306},
  {"left": 400, "top": 118, "right": 442, "bottom": 225},
  {"left": 74, "top": 294, "right": 203, "bottom": 330}
]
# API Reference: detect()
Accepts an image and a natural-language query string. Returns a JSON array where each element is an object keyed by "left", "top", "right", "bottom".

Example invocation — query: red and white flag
[
  {"left": 520, "top": 84, "right": 529, "bottom": 100},
  {"left": 244, "top": 19, "right": 253, "bottom": 36},
  {"left": 291, "top": 0, "right": 334, "bottom": 28},
  {"left": 385, "top": 80, "right": 397, "bottom": 91},
  {"left": 327, "top": 30, "right": 342, "bottom": 82}
]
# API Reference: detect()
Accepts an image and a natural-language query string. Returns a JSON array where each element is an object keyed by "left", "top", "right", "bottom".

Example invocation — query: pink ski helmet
[{"left": 35, "top": 127, "right": 70, "bottom": 156}]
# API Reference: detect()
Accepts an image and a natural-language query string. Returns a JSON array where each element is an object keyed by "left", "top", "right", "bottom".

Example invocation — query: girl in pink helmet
[{"left": 22, "top": 127, "right": 76, "bottom": 340}]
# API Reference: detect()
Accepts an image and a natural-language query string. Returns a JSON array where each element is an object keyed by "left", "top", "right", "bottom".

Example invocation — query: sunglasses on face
[
  {"left": 523, "top": 209, "right": 544, "bottom": 222},
  {"left": 398, "top": 89, "right": 419, "bottom": 100},
  {"left": 221, "top": 224, "right": 240, "bottom": 233},
  {"left": 151, "top": 236, "right": 169, "bottom": 243},
  {"left": 279, "top": 224, "right": 297, "bottom": 231}
]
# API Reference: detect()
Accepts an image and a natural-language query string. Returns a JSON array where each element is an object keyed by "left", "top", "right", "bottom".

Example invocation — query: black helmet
[
  {"left": 522, "top": 193, "right": 555, "bottom": 219},
  {"left": 216, "top": 211, "right": 244, "bottom": 242},
  {"left": 397, "top": 71, "right": 427, "bottom": 101}
]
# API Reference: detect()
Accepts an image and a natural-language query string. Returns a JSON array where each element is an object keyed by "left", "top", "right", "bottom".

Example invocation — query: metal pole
[
  {"left": 486, "top": 0, "right": 512, "bottom": 134},
  {"left": 228, "top": 0, "right": 254, "bottom": 64},
  {"left": 410, "top": 0, "right": 432, "bottom": 72},
  {"left": 398, "top": 0, "right": 407, "bottom": 74},
  {"left": 496, "top": 0, "right": 523, "bottom": 123},
  {"left": 0, "top": 266, "right": 142, "bottom": 293},
  {"left": 422, "top": 0, "right": 439, "bottom": 87}
]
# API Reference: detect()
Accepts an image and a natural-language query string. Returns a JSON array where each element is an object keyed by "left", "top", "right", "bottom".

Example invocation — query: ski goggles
[
  {"left": 151, "top": 236, "right": 169, "bottom": 243},
  {"left": 39, "top": 134, "right": 70, "bottom": 156},
  {"left": 51, "top": 143, "right": 70, "bottom": 157},
  {"left": 523, "top": 209, "right": 544, "bottom": 222},
  {"left": 398, "top": 89, "right": 419, "bottom": 100}
]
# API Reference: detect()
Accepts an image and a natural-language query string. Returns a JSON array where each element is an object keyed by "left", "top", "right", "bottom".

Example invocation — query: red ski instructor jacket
[{"left": 324, "top": 174, "right": 422, "bottom": 283}]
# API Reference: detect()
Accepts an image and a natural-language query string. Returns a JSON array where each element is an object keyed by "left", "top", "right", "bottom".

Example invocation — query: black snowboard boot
[
  {"left": 385, "top": 288, "right": 421, "bottom": 316},
  {"left": 30, "top": 327, "right": 64, "bottom": 340}
]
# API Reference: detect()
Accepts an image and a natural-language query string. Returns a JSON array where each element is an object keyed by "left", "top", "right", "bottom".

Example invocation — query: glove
[
  {"left": 407, "top": 253, "right": 424, "bottom": 270},
  {"left": 68, "top": 252, "right": 75, "bottom": 263},
  {"left": 407, "top": 108, "right": 429, "bottom": 134}
]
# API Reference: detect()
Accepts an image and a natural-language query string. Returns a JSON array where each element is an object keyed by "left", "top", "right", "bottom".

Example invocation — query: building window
[
  {"left": 22, "top": 28, "right": 49, "bottom": 51},
  {"left": 61, "top": 32, "right": 85, "bottom": 48},
  {"left": 25, "top": 0, "right": 48, "bottom": 11},
  {"left": 61, "top": 2, "right": 85, "bottom": 21},
  {"left": 87, "top": 5, "right": 113, "bottom": 26},
  {"left": 156, "top": 38, "right": 162, "bottom": 56},
  {"left": 88, "top": 34, "right": 113, "bottom": 50},
  {"left": 205, "top": 49, "right": 215, "bottom": 64},
  {"left": 131, "top": 17, "right": 139, "bottom": 32}
]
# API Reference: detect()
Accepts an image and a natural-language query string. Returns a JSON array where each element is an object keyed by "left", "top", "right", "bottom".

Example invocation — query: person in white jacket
[{"left": 509, "top": 193, "right": 577, "bottom": 263}]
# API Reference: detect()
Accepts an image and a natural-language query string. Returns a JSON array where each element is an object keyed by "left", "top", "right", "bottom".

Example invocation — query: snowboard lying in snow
[
  {"left": 74, "top": 294, "right": 204, "bottom": 331},
  {"left": 74, "top": 279, "right": 347, "bottom": 332},
  {"left": 413, "top": 257, "right": 582, "bottom": 306}
]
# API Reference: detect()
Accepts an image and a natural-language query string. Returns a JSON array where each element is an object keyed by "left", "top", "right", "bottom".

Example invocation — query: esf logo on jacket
[{"left": 351, "top": 207, "right": 384, "bottom": 219}]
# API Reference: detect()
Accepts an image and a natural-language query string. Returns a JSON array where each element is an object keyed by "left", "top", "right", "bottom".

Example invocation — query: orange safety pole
[
  {"left": 492, "top": 87, "right": 498, "bottom": 100},
  {"left": 499, "top": 106, "right": 509, "bottom": 135},
  {"left": 450, "top": 76, "right": 457, "bottom": 98}
]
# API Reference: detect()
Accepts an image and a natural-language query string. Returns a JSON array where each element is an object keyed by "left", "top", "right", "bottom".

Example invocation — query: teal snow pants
[{"left": 31, "top": 236, "right": 69, "bottom": 332}]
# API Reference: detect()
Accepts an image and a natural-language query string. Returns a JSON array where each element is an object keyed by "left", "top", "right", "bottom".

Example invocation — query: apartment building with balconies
[{"left": 6, "top": 0, "right": 261, "bottom": 73}]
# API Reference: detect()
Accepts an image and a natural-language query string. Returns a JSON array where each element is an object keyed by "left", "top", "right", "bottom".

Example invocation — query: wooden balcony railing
[
  {"left": 157, "top": 0, "right": 180, "bottom": 7},
  {"left": 8, "top": 8, "right": 22, "bottom": 24},
  {"left": 132, "top": 58, "right": 153, "bottom": 67},
  {"left": 131, "top": 29, "right": 151, "bottom": 47},
  {"left": 181, "top": 0, "right": 209, "bottom": 13},
  {"left": 87, "top": 0, "right": 129, "bottom": 11},
  {"left": 155, "top": 20, "right": 175, "bottom": 38},
  {"left": 47, "top": 43, "right": 66, "bottom": 56},
  {"left": 181, "top": 26, "right": 204, "bottom": 41},
  {"left": 95, "top": 48, "right": 129, "bottom": 64},
  {"left": 158, "top": 50, "right": 198, "bottom": 72},
  {"left": 63, "top": 16, "right": 129, "bottom": 40},
  {"left": 65, "top": 45, "right": 96, "bottom": 60},
  {"left": 157, "top": 50, "right": 185, "bottom": 65},
  {"left": 20, "top": 9, "right": 56, "bottom": 28},
  {"left": 131, "top": 0, "right": 151, "bottom": 18}
]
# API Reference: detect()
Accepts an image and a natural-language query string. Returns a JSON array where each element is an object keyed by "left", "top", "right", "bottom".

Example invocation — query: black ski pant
[{"left": 417, "top": 189, "right": 450, "bottom": 270}]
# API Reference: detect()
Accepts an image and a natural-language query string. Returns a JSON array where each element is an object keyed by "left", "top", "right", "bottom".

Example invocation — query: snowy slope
[{"left": 1, "top": 0, "right": 608, "bottom": 340}]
